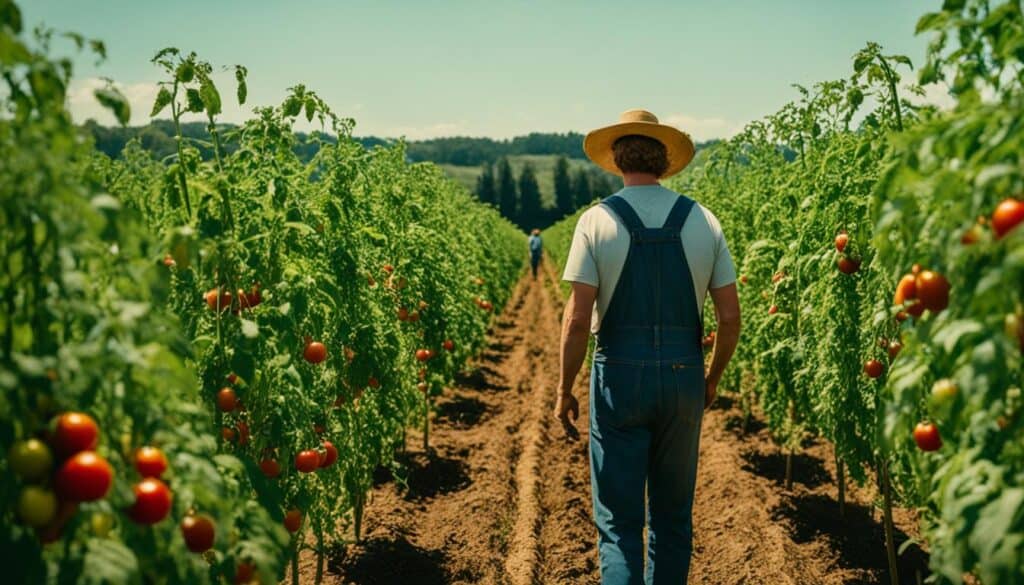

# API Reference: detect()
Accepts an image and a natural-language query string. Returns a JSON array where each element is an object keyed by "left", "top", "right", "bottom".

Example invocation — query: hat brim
[{"left": 583, "top": 121, "right": 695, "bottom": 179}]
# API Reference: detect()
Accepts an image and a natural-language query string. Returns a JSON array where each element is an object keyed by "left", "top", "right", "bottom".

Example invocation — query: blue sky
[{"left": 23, "top": 0, "right": 938, "bottom": 140}]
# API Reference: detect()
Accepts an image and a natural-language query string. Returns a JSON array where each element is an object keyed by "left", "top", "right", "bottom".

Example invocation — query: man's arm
[
  {"left": 705, "top": 283, "right": 741, "bottom": 408},
  {"left": 554, "top": 282, "right": 598, "bottom": 433}
]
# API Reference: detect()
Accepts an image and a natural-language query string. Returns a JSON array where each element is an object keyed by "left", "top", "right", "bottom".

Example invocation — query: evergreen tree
[
  {"left": 572, "top": 167, "right": 592, "bottom": 209},
  {"left": 476, "top": 162, "right": 496, "bottom": 205},
  {"left": 497, "top": 157, "right": 518, "bottom": 220},
  {"left": 590, "top": 172, "right": 617, "bottom": 200},
  {"left": 518, "top": 163, "right": 542, "bottom": 230},
  {"left": 553, "top": 155, "right": 573, "bottom": 217}
]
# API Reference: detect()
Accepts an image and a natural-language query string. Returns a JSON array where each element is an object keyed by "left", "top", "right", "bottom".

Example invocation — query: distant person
[
  {"left": 528, "top": 228, "right": 543, "bottom": 279},
  {"left": 554, "top": 109, "right": 740, "bottom": 584}
]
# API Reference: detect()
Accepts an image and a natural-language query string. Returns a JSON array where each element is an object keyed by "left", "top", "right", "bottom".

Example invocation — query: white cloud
[
  {"left": 907, "top": 81, "right": 957, "bottom": 111},
  {"left": 662, "top": 113, "right": 743, "bottom": 142},
  {"left": 67, "top": 78, "right": 162, "bottom": 126}
]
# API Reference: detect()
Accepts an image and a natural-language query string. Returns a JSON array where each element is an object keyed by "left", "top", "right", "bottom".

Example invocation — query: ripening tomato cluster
[
  {"left": 6, "top": 413, "right": 193, "bottom": 544},
  {"left": 203, "top": 283, "right": 262, "bottom": 314},
  {"left": 834, "top": 230, "right": 862, "bottom": 274}
]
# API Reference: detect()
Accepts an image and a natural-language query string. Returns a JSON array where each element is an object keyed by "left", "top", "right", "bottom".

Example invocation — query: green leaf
[
  {"left": 915, "top": 12, "right": 948, "bottom": 34},
  {"left": 305, "top": 97, "right": 316, "bottom": 122},
  {"left": 284, "top": 221, "right": 316, "bottom": 235},
  {"left": 199, "top": 78, "right": 222, "bottom": 116},
  {"left": 185, "top": 88, "right": 204, "bottom": 113},
  {"left": 933, "top": 320, "right": 983, "bottom": 354},
  {"left": 81, "top": 539, "right": 139, "bottom": 585},
  {"left": 150, "top": 86, "right": 173, "bottom": 117},
  {"left": 235, "top": 65, "right": 248, "bottom": 105},
  {"left": 94, "top": 87, "right": 131, "bottom": 126}
]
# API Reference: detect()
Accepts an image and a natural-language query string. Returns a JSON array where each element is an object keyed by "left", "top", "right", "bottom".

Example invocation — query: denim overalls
[{"left": 590, "top": 194, "right": 705, "bottom": 585}]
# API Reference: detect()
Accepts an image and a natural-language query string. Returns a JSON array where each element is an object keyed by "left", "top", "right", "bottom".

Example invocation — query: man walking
[
  {"left": 528, "top": 228, "right": 543, "bottom": 279},
  {"left": 554, "top": 109, "right": 741, "bottom": 584}
]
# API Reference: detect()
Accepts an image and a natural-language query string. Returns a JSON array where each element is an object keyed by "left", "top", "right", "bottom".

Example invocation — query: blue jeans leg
[{"left": 645, "top": 363, "right": 705, "bottom": 585}]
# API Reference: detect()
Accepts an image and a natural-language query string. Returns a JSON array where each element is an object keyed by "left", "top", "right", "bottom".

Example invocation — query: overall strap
[
  {"left": 600, "top": 195, "right": 645, "bottom": 235},
  {"left": 661, "top": 195, "right": 696, "bottom": 232}
]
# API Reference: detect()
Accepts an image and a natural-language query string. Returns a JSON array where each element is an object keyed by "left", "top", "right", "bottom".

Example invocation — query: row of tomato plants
[
  {"left": 0, "top": 6, "right": 524, "bottom": 583},
  {"left": 545, "top": 2, "right": 1022, "bottom": 582}
]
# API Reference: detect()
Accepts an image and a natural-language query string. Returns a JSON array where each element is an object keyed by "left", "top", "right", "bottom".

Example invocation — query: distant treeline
[
  {"left": 478, "top": 156, "right": 620, "bottom": 232},
  {"left": 83, "top": 120, "right": 589, "bottom": 164}
]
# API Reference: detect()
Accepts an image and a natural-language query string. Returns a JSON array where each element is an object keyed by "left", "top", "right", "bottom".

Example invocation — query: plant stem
[
  {"left": 291, "top": 544, "right": 299, "bottom": 585},
  {"left": 836, "top": 449, "right": 846, "bottom": 518},
  {"left": 881, "top": 460, "right": 900, "bottom": 585}
]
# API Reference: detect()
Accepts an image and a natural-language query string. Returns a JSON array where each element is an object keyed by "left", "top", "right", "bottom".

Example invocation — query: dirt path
[{"left": 311, "top": 261, "right": 929, "bottom": 585}]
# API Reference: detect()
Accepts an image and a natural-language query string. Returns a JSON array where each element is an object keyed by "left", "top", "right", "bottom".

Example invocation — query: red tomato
[
  {"left": 906, "top": 300, "right": 926, "bottom": 318},
  {"left": 245, "top": 286, "right": 261, "bottom": 308},
  {"left": 893, "top": 274, "right": 917, "bottom": 306},
  {"left": 221, "top": 427, "right": 236, "bottom": 442},
  {"left": 294, "top": 450, "right": 320, "bottom": 473},
  {"left": 259, "top": 458, "right": 281, "bottom": 478},
  {"left": 915, "top": 270, "right": 950, "bottom": 313},
  {"left": 304, "top": 341, "right": 327, "bottom": 364},
  {"left": 992, "top": 198, "right": 1024, "bottom": 238},
  {"left": 52, "top": 412, "right": 99, "bottom": 456},
  {"left": 481, "top": 301, "right": 493, "bottom": 312},
  {"left": 368, "top": 377, "right": 380, "bottom": 389},
  {"left": 55, "top": 451, "right": 113, "bottom": 502},
  {"left": 961, "top": 224, "right": 982, "bottom": 245},
  {"left": 397, "top": 307, "right": 409, "bottom": 322},
  {"left": 887, "top": 341, "right": 902, "bottom": 361},
  {"left": 834, "top": 231, "right": 849, "bottom": 253},
  {"left": 443, "top": 340, "right": 455, "bottom": 352},
  {"left": 181, "top": 514, "right": 216, "bottom": 553},
  {"left": 283, "top": 508, "right": 302, "bottom": 533},
  {"left": 163, "top": 254, "right": 176, "bottom": 267},
  {"left": 128, "top": 478, "right": 172, "bottom": 525},
  {"left": 205, "top": 288, "right": 232, "bottom": 312},
  {"left": 863, "top": 359, "right": 884, "bottom": 379},
  {"left": 837, "top": 256, "right": 861, "bottom": 274},
  {"left": 913, "top": 421, "right": 942, "bottom": 451},
  {"left": 226, "top": 373, "right": 239, "bottom": 385},
  {"left": 382, "top": 264, "right": 394, "bottom": 274},
  {"left": 217, "top": 388, "right": 238, "bottom": 412},
  {"left": 134, "top": 446, "right": 168, "bottom": 478},
  {"left": 236, "top": 422, "right": 250, "bottom": 446},
  {"left": 768, "top": 305, "right": 778, "bottom": 315},
  {"left": 319, "top": 441, "right": 338, "bottom": 468},
  {"left": 234, "top": 562, "right": 256, "bottom": 584},
  {"left": 415, "top": 349, "right": 430, "bottom": 362},
  {"left": 895, "top": 311, "right": 908, "bottom": 323}
]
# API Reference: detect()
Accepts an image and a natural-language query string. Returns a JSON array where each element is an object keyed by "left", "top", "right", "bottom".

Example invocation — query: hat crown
[{"left": 619, "top": 109, "right": 659, "bottom": 124}]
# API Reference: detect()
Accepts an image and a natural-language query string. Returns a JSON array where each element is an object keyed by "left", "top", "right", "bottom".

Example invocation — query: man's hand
[
  {"left": 554, "top": 390, "right": 580, "bottom": 440},
  {"left": 704, "top": 376, "right": 718, "bottom": 410}
]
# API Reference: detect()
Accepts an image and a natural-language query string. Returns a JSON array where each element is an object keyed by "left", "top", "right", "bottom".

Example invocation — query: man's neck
[{"left": 622, "top": 173, "right": 660, "bottom": 187}]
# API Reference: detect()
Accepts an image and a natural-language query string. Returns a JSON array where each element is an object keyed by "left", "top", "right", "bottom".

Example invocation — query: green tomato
[
  {"left": 931, "top": 378, "right": 958, "bottom": 403},
  {"left": 17, "top": 486, "right": 57, "bottom": 527},
  {"left": 91, "top": 511, "right": 114, "bottom": 537},
  {"left": 8, "top": 439, "right": 54, "bottom": 481}
]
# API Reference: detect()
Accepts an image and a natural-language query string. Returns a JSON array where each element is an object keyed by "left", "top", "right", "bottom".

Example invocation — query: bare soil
[{"left": 300, "top": 261, "right": 930, "bottom": 585}]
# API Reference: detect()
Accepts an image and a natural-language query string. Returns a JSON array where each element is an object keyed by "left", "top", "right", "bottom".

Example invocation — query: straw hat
[{"left": 583, "top": 109, "right": 695, "bottom": 178}]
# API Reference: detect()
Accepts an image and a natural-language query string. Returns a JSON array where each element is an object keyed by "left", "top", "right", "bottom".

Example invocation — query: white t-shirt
[{"left": 561, "top": 185, "right": 736, "bottom": 333}]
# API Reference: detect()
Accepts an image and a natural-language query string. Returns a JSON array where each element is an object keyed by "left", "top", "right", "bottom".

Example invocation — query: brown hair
[{"left": 612, "top": 135, "right": 669, "bottom": 176}]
